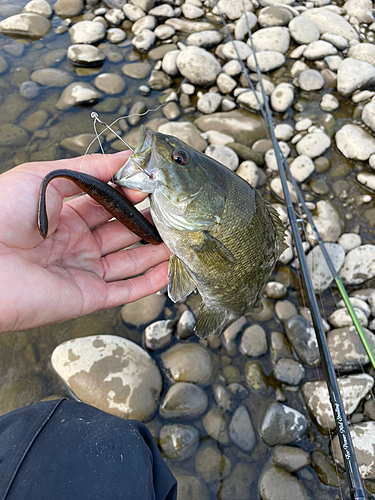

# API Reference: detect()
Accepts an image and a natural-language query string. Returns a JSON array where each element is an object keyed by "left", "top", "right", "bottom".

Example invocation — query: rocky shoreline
[{"left": 1, "top": 0, "right": 375, "bottom": 498}]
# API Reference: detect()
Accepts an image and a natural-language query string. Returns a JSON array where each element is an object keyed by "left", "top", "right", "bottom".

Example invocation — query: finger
[
  {"left": 102, "top": 242, "right": 170, "bottom": 282},
  {"left": 66, "top": 189, "right": 150, "bottom": 232},
  {"left": 105, "top": 261, "right": 169, "bottom": 308}
]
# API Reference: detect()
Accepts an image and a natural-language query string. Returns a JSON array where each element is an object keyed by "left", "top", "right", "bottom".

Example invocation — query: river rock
[
  {"left": 197, "top": 92, "right": 222, "bottom": 114},
  {"left": 357, "top": 172, "right": 375, "bottom": 191},
  {"left": 259, "top": 402, "right": 309, "bottom": 446},
  {"left": 121, "top": 293, "right": 166, "bottom": 326},
  {"left": 107, "top": 27, "right": 126, "bottom": 43},
  {"left": 258, "top": 6, "right": 292, "bottom": 27},
  {"left": 60, "top": 133, "right": 98, "bottom": 154},
  {"left": 270, "top": 83, "right": 294, "bottom": 113},
  {"left": 195, "top": 109, "right": 264, "bottom": 146},
  {"left": 247, "top": 51, "right": 285, "bottom": 73},
  {"left": 176, "top": 310, "right": 195, "bottom": 340},
  {"left": 304, "top": 40, "right": 337, "bottom": 60},
  {"left": 240, "top": 324, "right": 268, "bottom": 357},
  {"left": 67, "top": 44, "right": 105, "bottom": 66},
  {"left": 204, "top": 144, "right": 239, "bottom": 170},
  {"left": 161, "top": 343, "right": 212, "bottom": 384},
  {"left": 0, "top": 123, "right": 28, "bottom": 146},
  {"left": 148, "top": 4, "right": 174, "bottom": 19},
  {"left": 344, "top": 0, "right": 373, "bottom": 23},
  {"left": 332, "top": 421, "right": 375, "bottom": 480},
  {"left": 24, "top": 0, "right": 52, "bottom": 17},
  {"left": 203, "top": 405, "right": 229, "bottom": 444},
  {"left": 123, "top": 4, "right": 146, "bottom": 21},
  {"left": 338, "top": 233, "right": 361, "bottom": 253},
  {"left": 216, "top": 73, "right": 237, "bottom": 94},
  {"left": 222, "top": 40, "right": 251, "bottom": 60},
  {"left": 165, "top": 18, "right": 215, "bottom": 32},
  {"left": 298, "top": 69, "right": 325, "bottom": 91},
  {"left": 0, "top": 13, "right": 51, "bottom": 37},
  {"left": 53, "top": 0, "right": 83, "bottom": 17},
  {"left": 31, "top": 68, "right": 73, "bottom": 87},
  {"left": 131, "top": 0, "right": 155, "bottom": 12},
  {"left": 251, "top": 26, "right": 290, "bottom": 54},
  {"left": 213, "top": 0, "right": 253, "bottom": 20},
  {"left": 306, "top": 243, "right": 345, "bottom": 293},
  {"left": 176, "top": 46, "right": 221, "bottom": 87},
  {"left": 55, "top": 82, "right": 102, "bottom": 109},
  {"left": 285, "top": 315, "right": 320, "bottom": 366},
  {"left": 289, "top": 155, "right": 315, "bottom": 183},
  {"left": 336, "top": 124, "right": 375, "bottom": 160},
  {"left": 186, "top": 30, "right": 223, "bottom": 48},
  {"left": 195, "top": 445, "right": 231, "bottom": 483},
  {"left": 237, "top": 90, "right": 266, "bottom": 112},
  {"left": 131, "top": 28, "right": 155, "bottom": 52},
  {"left": 273, "top": 358, "right": 305, "bottom": 385},
  {"left": 159, "top": 424, "right": 199, "bottom": 461},
  {"left": 229, "top": 405, "right": 256, "bottom": 451},
  {"left": 234, "top": 11, "right": 258, "bottom": 40},
  {"left": 328, "top": 307, "right": 368, "bottom": 328},
  {"left": 154, "top": 24, "right": 174, "bottom": 40},
  {"left": 181, "top": 3, "right": 203, "bottom": 19},
  {"left": 236, "top": 160, "right": 260, "bottom": 186},
  {"left": 306, "top": 200, "right": 342, "bottom": 244},
  {"left": 143, "top": 319, "right": 174, "bottom": 351},
  {"left": 173, "top": 471, "right": 210, "bottom": 500},
  {"left": 69, "top": 21, "right": 106, "bottom": 44},
  {"left": 296, "top": 129, "right": 330, "bottom": 158},
  {"left": 339, "top": 245, "right": 375, "bottom": 285},
  {"left": 51, "top": 335, "right": 162, "bottom": 421},
  {"left": 302, "top": 374, "right": 374, "bottom": 430},
  {"left": 362, "top": 98, "right": 375, "bottom": 133},
  {"left": 19, "top": 81, "right": 40, "bottom": 99},
  {"left": 328, "top": 325, "right": 375, "bottom": 372},
  {"left": 273, "top": 445, "right": 311, "bottom": 472},
  {"left": 158, "top": 121, "right": 207, "bottom": 151},
  {"left": 301, "top": 8, "right": 358, "bottom": 40},
  {"left": 260, "top": 466, "right": 309, "bottom": 500},
  {"left": 320, "top": 93, "right": 339, "bottom": 111},
  {"left": 131, "top": 15, "right": 156, "bottom": 35},
  {"left": 348, "top": 43, "right": 375, "bottom": 67},
  {"left": 122, "top": 61, "right": 152, "bottom": 79},
  {"left": 337, "top": 58, "right": 375, "bottom": 97},
  {"left": 159, "top": 382, "right": 208, "bottom": 418},
  {"left": 288, "top": 16, "right": 320, "bottom": 44}
]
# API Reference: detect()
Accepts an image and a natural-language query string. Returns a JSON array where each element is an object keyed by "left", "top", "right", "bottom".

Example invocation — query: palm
[{"left": 0, "top": 153, "right": 169, "bottom": 332}]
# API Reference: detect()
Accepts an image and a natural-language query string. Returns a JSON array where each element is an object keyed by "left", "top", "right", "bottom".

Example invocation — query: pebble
[
  {"left": 19, "top": 81, "right": 40, "bottom": 99},
  {"left": 67, "top": 44, "right": 105, "bottom": 66},
  {"left": 229, "top": 405, "right": 256, "bottom": 451},
  {"left": 236, "top": 160, "right": 260, "bottom": 186},
  {"left": 247, "top": 52, "right": 285, "bottom": 74},
  {"left": 31, "top": 68, "right": 73, "bottom": 87},
  {"left": 51, "top": 335, "right": 162, "bottom": 421},
  {"left": 24, "top": 0, "right": 52, "bottom": 17},
  {"left": 337, "top": 58, "right": 375, "bottom": 96},
  {"left": 131, "top": 15, "right": 156, "bottom": 35},
  {"left": 344, "top": 0, "right": 373, "bottom": 23},
  {"left": 289, "top": 154, "right": 315, "bottom": 183},
  {"left": 251, "top": 26, "right": 290, "bottom": 54},
  {"left": 122, "top": 61, "right": 152, "bottom": 79},
  {"left": 148, "top": 4, "right": 174, "bottom": 19},
  {"left": 186, "top": 30, "right": 223, "bottom": 48},
  {"left": 265, "top": 281, "right": 287, "bottom": 299},
  {"left": 60, "top": 133, "right": 98, "bottom": 154},
  {"left": 173, "top": 472, "right": 210, "bottom": 500},
  {"left": 181, "top": 3, "right": 204, "bottom": 19},
  {"left": 143, "top": 319, "right": 174, "bottom": 351},
  {"left": 121, "top": 293, "right": 166, "bottom": 327},
  {"left": 240, "top": 324, "right": 268, "bottom": 357},
  {"left": 147, "top": 70, "right": 172, "bottom": 90},
  {"left": 165, "top": 18, "right": 215, "bottom": 32},
  {"left": 275, "top": 124, "right": 294, "bottom": 141},
  {"left": 332, "top": 421, "right": 375, "bottom": 480},
  {"left": 213, "top": 0, "right": 253, "bottom": 20},
  {"left": 304, "top": 40, "right": 337, "bottom": 60},
  {"left": 274, "top": 357, "right": 305, "bottom": 385},
  {"left": 348, "top": 43, "right": 375, "bottom": 67},
  {"left": 131, "top": 28, "right": 155, "bottom": 52},
  {"left": 0, "top": 13, "right": 52, "bottom": 37},
  {"left": 204, "top": 144, "right": 239, "bottom": 170},
  {"left": 306, "top": 243, "right": 345, "bottom": 293},
  {"left": 306, "top": 200, "right": 342, "bottom": 244},
  {"left": 159, "top": 121, "right": 207, "bottom": 151},
  {"left": 195, "top": 445, "right": 231, "bottom": 483},
  {"left": 222, "top": 40, "right": 251, "bottom": 60},
  {"left": 159, "top": 424, "right": 199, "bottom": 461},
  {"left": 0, "top": 123, "right": 28, "bottom": 146},
  {"left": 176, "top": 46, "right": 221, "bottom": 86},
  {"left": 336, "top": 124, "right": 375, "bottom": 161},
  {"left": 259, "top": 402, "right": 308, "bottom": 446},
  {"left": 296, "top": 129, "right": 331, "bottom": 158},
  {"left": 161, "top": 343, "right": 212, "bottom": 384},
  {"left": 258, "top": 6, "right": 293, "bottom": 27},
  {"left": 362, "top": 99, "right": 375, "bottom": 133},
  {"left": 338, "top": 233, "right": 361, "bottom": 252},
  {"left": 23, "top": 110, "right": 48, "bottom": 131},
  {"left": 302, "top": 374, "right": 373, "bottom": 430},
  {"left": 328, "top": 325, "right": 375, "bottom": 372},
  {"left": 69, "top": 20, "right": 106, "bottom": 44},
  {"left": 234, "top": 12, "right": 258, "bottom": 40},
  {"left": 123, "top": 4, "right": 146, "bottom": 22},
  {"left": 154, "top": 24, "right": 174, "bottom": 40},
  {"left": 329, "top": 306, "right": 368, "bottom": 327},
  {"left": 130, "top": 0, "right": 155, "bottom": 12},
  {"left": 273, "top": 445, "right": 311, "bottom": 472},
  {"left": 285, "top": 315, "right": 320, "bottom": 366},
  {"left": 202, "top": 405, "right": 229, "bottom": 444},
  {"left": 298, "top": 69, "right": 325, "bottom": 91},
  {"left": 55, "top": 82, "right": 102, "bottom": 110},
  {"left": 320, "top": 93, "right": 339, "bottom": 111},
  {"left": 107, "top": 27, "right": 126, "bottom": 43},
  {"left": 288, "top": 16, "right": 320, "bottom": 44},
  {"left": 275, "top": 300, "right": 298, "bottom": 323},
  {"left": 53, "top": 0, "right": 83, "bottom": 17},
  {"left": 159, "top": 382, "right": 208, "bottom": 419},
  {"left": 259, "top": 466, "right": 309, "bottom": 500},
  {"left": 270, "top": 83, "right": 294, "bottom": 113},
  {"left": 270, "top": 178, "right": 297, "bottom": 203},
  {"left": 301, "top": 8, "right": 358, "bottom": 40},
  {"left": 197, "top": 92, "right": 222, "bottom": 114}
]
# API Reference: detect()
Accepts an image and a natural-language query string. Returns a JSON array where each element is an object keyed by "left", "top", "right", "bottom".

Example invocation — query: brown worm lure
[{"left": 37, "top": 169, "right": 162, "bottom": 245}]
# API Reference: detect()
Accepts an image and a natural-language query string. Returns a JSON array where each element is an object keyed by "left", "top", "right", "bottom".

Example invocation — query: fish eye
[{"left": 172, "top": 149, "right": 188, "bottom": 166}]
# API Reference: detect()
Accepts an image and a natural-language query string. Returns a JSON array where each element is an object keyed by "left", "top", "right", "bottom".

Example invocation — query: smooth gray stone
[
  {"left": 284, "top": 315, "right": 320, "bottom": 366},
  {"left": 259, "top": 402, "right": 308, "bottom": 447}
]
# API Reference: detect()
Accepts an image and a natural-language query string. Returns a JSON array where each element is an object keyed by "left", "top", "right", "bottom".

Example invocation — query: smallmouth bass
[{"left": 115, "top": 126, "right": 287, "bottom": 339}]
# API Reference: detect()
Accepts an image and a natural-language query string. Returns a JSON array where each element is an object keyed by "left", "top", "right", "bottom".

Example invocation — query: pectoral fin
[
  {"left": 195, "top": 303, "right": 228, "bottom": 339},
  {"left": 168, "top": 253, "right": 197, "bottom": 303},
  {"left": 192, "top": 231, "right": 236, "bottom": 269}
]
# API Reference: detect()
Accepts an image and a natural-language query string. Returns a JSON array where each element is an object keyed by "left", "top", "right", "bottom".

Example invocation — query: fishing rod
[{"left": 215, "top": 4, "right": 368, "bottom": 499}]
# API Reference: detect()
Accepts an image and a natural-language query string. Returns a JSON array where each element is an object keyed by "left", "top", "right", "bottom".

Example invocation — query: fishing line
[{"left": 215, "top": 1, "right": 368, "bottom": 498}]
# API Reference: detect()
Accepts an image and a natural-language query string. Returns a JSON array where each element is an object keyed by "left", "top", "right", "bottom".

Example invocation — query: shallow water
[{"left": 1, "top": 1, "right": 375, "bottom": 499}]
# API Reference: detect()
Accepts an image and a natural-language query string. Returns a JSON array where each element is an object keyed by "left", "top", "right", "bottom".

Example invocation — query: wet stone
[
  {"left": 336, "top": 124, "right": 375, "bottom": 161},
  {"left": 159, "top": 121, "right": 207, "bottom": 151},
  {"left": 121, "top": 293, "right": 166, "bottom": 327},
  {"left": 131, "top": 28, "right": 155, "bottom": 52},
  {"left": 128, "top": 101, "right": 147, "bottom": 125},
  {"left": 298, "top": 69, "right": 324, "bottom": 92},
  {"left": 339, "top": 245, "right": 375, "bottom": 285},
  {"left": 246, "top": 362, "right": 272, "bottom": 395},
  {"left": 296, "top": 129, "right": 331, "bottom": 158},
  {"left": 270, "top": 83, "right": 294, "bottom": 113},
  {"left": 0, "top": 13, "right": 52, "bottom": 38},
  {"left": 51, "top": 335, "right": 162, "bottom": 421},
  {"left": 131, "top": 15, "right": 156, "bottom": 35},
  {"left": 251, "top": 26, "right": 290, "bottom": 54},
  {"left": 176, "top": 46, "right": 221, "bottom": 87},
  {"left": 24, "top": 0, "right": 52, "bottom": 17},
  {"left": 203, "top": 405, "right": 229, "bottom": 444},
  {"left": 69, "top": 20, "right": 106, "bottom": 44},
  {"left": 229, "top": 405, "right": 256, "bottom": 452},
  {"left": 159, "top": 424, "right": 199, "bottom": 461},
  {"left": 289, "top": 16, "right": 320, "bottom": 44},
  {"left": 176, "top": 310, "right": 195, "bottom": 340},
  {"left": 154, "top": 24, "right": 174, "bottom": 40},
  {"left": 259, "top": 402, "right": 309, "bottom": 447},
  {"left": 332, "top": 421, "right": 375, "bottom": 479},
  {"left": 123, "top": 4, "right": 146, "bottom": 22},
  {"left": 23, "top": 110, "right": 48, "bottom": 131},
  {"left": 216, "top": 73, "right": 237, "bottom": 94},
  {"left": 31, "top": 68, "right": 73, "bottom": 87},
  {"left": 275, "top": 300, "right": 298, "bottom": 323},
  {"left": 236, "top": 160, "right": 259, "bottom": 187},
  {"left": 239, "top": 324, "right": 268, "bottom": 357},
  {"left": 122, "top": 61, "right": 152, "bottom": 79},
  {"left": 195, "top": 444, "right": 232, "bottom": 483},
  {"left": 19, "top": 81, "right": 40, "bottom": 99},
  {"left": 143, "top": 319, "right": 174, "bottom": 351},
  {"left": 259, "top": 466, "right": 309, "bottom": 500},
  {"left": 289, "top": 155, "right": 315, "bottom": 183},
  {"left": 337, "top": 58, "right": 375, "bottom": 97},
  {"left": 328, "top": 325, "right": 375, "bottom": 372},
  {"left": 94, "top": 72, "right": 126, "bottom": 94},
  {"left": 67, "top": 44, "right": 106, "bottom": 66},
  {"left": 285, "top": 315, "right": 320, "bottom": 367},
  {"left": 172, "top": 471, "right": 210, "bottom": 500},
  {"left": 214, "top": 384, "right": 234, "bottom": 412},
  {"left": 60, "top": 133, "right": 99, "bottom": 155},
  {"left": 186, "top": 30, "right": 223, "bottom": 49},
  {"left": 306, "top": 200, "right": 342, "bottom": 244},
  {"left": 0, "top": 123, "right": 28, "bottom": 147},
  {"left": 107, "top": 27, "right": 126, "bottom": 43},
  {"left": 197, "top": 92, "right": 222, "bottom": 114},
  {"left": 311, "top": 449, "right": 343, "bottom": 487},
  {"left": 273, "top": 357, "right": 305, "bottom": 385},
  {"left": 270, "top": 331, "right": 293, "bottom": 363},
  {"left": 272, "top": 445, "right": 311, "bottom": 472},
  {"left": 161, "top": 343, "right": 212, "bottom": 384},
  {"left": 147, "top": 43, "right": 178, "bottom": 62},
  {"left": 159, "top": 382, "right": 207, "bottom": 419},
  {"left": 328, "top": 307, "right": 368, "bottom": 328},
  {"left": 302, "top": 374, "right": 374, "bottom": 430},
  {"left": 306, "top": 243, "right": 345, "bottom": 293},
  {"left": 204, "top": 144, "right": 239, "bottom": 171},
  {"left": 55, "top": 82, "right": 102, "bottom": 110},
  {"left": 53, "top": 0, "right": 83, "bottom": 17}
]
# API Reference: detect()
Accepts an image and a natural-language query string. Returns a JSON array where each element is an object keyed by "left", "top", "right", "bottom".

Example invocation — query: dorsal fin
[{"left": 265, "top": 202, "right": 288, "bottom": 254}]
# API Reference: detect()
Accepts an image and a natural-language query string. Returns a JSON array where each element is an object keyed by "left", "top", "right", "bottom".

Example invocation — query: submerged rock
[
  {"left": 259, "top": 402, "right": 309, "bottom": 446},
  {"left": 0, "top": 13, "right": 51, "bottom": 37}
]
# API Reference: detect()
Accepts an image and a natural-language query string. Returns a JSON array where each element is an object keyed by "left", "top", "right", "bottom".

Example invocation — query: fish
[{"left": 115, "top": 126, "right": 287, "bottom": 339}]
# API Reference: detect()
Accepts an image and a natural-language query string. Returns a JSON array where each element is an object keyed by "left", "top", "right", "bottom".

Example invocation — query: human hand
[{"left": 0, "top": 152, "right": 170, "bottom": 332}]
